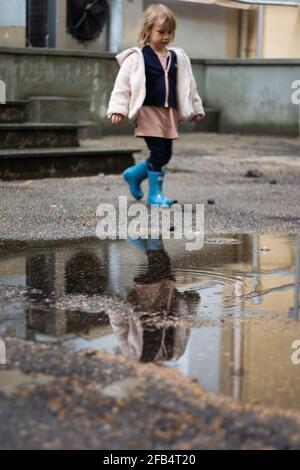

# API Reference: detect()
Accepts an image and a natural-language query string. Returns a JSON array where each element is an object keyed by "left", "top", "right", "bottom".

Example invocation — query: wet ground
[
  {"left": 0, "top": 233, "right": 299, "bottom": 414},
  {"left": 3, "top": 336, "right": 300, "bottom": 450},
  {"left": 1, "top": 132, "right": 300, "bottom": 241},
  {"left": 1, "top": 132, "right": 300, "bottom": 449}
]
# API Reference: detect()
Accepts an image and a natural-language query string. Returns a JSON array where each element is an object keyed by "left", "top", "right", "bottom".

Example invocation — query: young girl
[{"left": 107, "top": 3, "right": 205, "bottom": 208}]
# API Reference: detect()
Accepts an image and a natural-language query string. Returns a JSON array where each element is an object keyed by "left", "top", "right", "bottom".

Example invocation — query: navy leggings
[{"left": 144, "top": 137, "right": 173, "bottom": 172}]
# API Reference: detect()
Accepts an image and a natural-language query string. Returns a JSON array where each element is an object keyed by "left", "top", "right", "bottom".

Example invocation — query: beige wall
[
  {"left": 226, "top": 9, "right": 239, "bottom": 58},
  {"left": 1, "top": 1, "right": 300, "bottom": 60},
  {"left": 60, "top": 0, "right": 242, "bottom": 58},
  {"left": 0, "top": 0, "right": 26, "bottom": 48},
  {"left": 263, "top": 6, "right": 300, "bottom": 59},
  {"left": 143, "top": 0, "right": 240, "bottom": 59},
  {"left": 0, "top": 27, "right": 25, "bottom": 48},
  {"left": 123, "top": 0, "right": 144, "bottom": 49}
]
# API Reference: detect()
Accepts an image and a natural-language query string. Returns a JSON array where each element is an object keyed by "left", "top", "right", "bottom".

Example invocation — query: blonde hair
[{"left": 137, "top": 3, "right": 177, "bottom": 47}]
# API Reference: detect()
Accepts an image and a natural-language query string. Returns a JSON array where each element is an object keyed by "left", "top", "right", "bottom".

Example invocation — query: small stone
[{"left": 245, "top": 169, "right": 263, "bottom": 178}]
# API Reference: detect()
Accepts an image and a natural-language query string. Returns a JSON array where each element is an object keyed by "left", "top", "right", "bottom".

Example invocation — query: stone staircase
[
  {"left": 26, "top": 96, "right": 91, "bottom": 125},
  {"left": 0, "top": 100, "right": 28, "bottom": 123},
  {"left": 0, "top": 123, "right": 83, "bottom": 149},
  {"left": 0, "top": 100, "right": 138, "bottom": 180}
]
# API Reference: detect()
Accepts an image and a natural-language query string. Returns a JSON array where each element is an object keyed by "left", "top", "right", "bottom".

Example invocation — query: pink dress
[{"left": 134, "top": 50, "right": 179, "bottom": 140}]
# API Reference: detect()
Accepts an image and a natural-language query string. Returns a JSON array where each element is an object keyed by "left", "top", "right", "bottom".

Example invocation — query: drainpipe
[
  {"left": 109, "top": 0, "right": 123, "bottom": 53},
  {"left": 239, "top": 10, "right": 248, "bottom": 58},
  {"left": 256, "top": 5, "right": 264, "bottom": 58},
  {"left": 231, "top": 282, "right": 244, "bottom": 401},
  {"left": 289, "top": 236, "right": 300, "bottom": 321}
]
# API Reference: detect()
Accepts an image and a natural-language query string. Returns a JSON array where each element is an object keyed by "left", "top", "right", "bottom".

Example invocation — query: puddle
[{"left": 0, "top": 233, "right": 299, "bottom": 412}]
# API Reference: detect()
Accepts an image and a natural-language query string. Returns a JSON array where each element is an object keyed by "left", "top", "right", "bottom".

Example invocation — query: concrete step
[
  {"left": 0, "top": 123, "right": 86, "bottom": 149},
  {"left": 27, "top": 96, "right": 91, "bottom": 124},
  {"left": 178, "top": 107, "right": 221, "bottom": 133},
  {"left": 0, "top": 101, "right": 29, "bottom": 123},
  {"left": 0, "top": 147, "right": 138, "bottom": 180}
]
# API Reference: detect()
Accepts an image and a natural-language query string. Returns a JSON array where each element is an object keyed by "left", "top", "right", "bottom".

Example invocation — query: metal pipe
[
  {"left": 240, "top": 10, "right": 249, "bottom": 58},
  {"left": 236, "top": 0, "right": 299, "bottom": 5},
  {"left": 256, "top": 5, "right": 264, "bottom": 58},
  {"left": 109, "top": 0, "right": 123, "bottom": 53}
]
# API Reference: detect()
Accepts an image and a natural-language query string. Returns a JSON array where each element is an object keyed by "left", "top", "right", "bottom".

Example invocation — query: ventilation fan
[{"left": 67, "top": 0, "right": 109, "bottom": 41}]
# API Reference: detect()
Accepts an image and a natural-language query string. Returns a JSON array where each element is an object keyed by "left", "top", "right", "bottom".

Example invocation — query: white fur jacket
[{"left": 107, "top": 46, "right": 205, "bottom": 123}]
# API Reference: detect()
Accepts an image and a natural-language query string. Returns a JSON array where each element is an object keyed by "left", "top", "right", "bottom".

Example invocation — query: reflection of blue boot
[
  {"left": 126, "top": 237, "right": 164, "bottom": 253},
  {"left": 126, "top": 237, "right": 147, "bottom": 254},
  {"left": 147, "top": 171, "right": 173, "bottom": 207},
  {"left": 127, "top": 237, "right": 164, "bottom": 254},
  {"left": 147, "top": 238, "right": 164, "bottom": 251},
  {"left": 122, "top": 160, "right": 148, "bottom": 200}
]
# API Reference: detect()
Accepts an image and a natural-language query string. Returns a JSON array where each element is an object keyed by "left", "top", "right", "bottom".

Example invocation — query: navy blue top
[{"left": 141, "top": 45, "right": 177, "bottom": 109}]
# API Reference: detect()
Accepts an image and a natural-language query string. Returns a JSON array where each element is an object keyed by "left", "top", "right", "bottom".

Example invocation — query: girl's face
[{"left": 148, "top": 19, "right": 173, "bottom": 51}]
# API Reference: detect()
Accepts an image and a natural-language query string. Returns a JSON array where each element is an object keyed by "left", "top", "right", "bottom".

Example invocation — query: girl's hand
[
  {"left": 111, "top": 113, "right": 125, "bottom": 125},
  {"left": 191, "top": 114, "right": 205, "bottom": 122}
]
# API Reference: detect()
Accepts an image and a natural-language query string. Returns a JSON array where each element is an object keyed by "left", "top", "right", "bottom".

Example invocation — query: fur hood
[{"left": 107, "top": 46, "right": 205, "bottom": 123}]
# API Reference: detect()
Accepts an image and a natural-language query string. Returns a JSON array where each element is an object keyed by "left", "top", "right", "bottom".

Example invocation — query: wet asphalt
[
  {"left": 0, "top": 132, "right": 300, "bottom": 241},
  {"left": 1, "top": 132, "right": 300, "bottom": 449},
  {"left": 2, "top": 337, "right": 300, "bottom": 450}
]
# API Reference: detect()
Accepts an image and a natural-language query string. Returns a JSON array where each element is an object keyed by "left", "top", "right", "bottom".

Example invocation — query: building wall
[
  {"left": 143, "top": 0, "right": 239, "bottom": 59},
  {"left": 56, "top": 0, "right": 242, "bottom": 58},
  {"left": 0, "top": 47, "right": 299, "bottom": 135},
  {"left": 122, "top": 0, "right": 144, "bottom": 50},
  {"left": 1, "top": 1, "right": 300, "bottom": 60},
  {"left": 0, "top": 0, "right": 26, "bottom": 47},
  {"left": 205, "top": 60, "right": 299, "bottom": 135},
  {"left": 56, "top": 0, "right": 108, "bottom": 51},
  {"left": 263, "top": 5, "right": 300, "bottom": 59}
]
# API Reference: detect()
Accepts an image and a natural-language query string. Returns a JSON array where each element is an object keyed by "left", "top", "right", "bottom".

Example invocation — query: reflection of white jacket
[
  {"left": 107, "top": 46, "right": 205, "bottom": 123},
  {"left": 109, "top": 309, "right": 190, "bottom": 362}
]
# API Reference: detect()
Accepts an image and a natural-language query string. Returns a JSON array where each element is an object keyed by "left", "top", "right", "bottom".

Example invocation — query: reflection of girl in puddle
[{"left": 108, "top": 238, "right": 200, "bottom": 362}]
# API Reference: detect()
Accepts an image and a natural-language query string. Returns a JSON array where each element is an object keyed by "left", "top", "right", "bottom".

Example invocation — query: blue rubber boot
[
  {"left": 126, "top": 237, "right": 147, "bottom": 254},
  {"left": 147, "top": 171, "right": 174, "bottom": 207},
  {"left": 122, "top": 160, "right": 148, "bottom": 200},
  {"left": 126, "top": 237, "right": 163, "bottom": 253}
]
